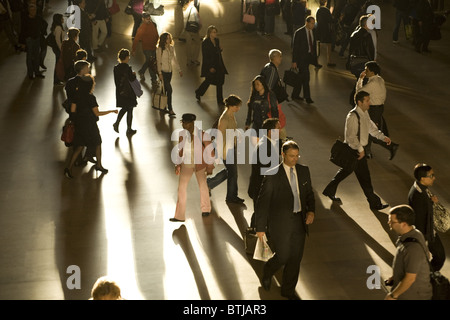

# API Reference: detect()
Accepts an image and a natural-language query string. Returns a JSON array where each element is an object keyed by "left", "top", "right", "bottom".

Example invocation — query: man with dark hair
[
  {"left": 256, "top": 140, "right": 315, "bottom": 300},
  {"left": 75, "top": 0, "right": 95, "bottom": 62},
  {"left": 18, "top": 4, "right": 46, "bottom": 79},
  {"left": 322, "top": 91, "right": 392, "bottom": 210},
  {"left": 408, "top": 163, "right": 446, "bottom": 272},
  {"left": 248, "top": 118, "right": 281, "bottom": 227},
  {"left": 385, "top": 205, "right": 432, "bottom": 300},
  {"left": 356, "top": 61, "right": 399, "bottom": 160},
  {"left": 132, "top": 11, "right": 159, "bottom": 87},
  {"left": 291, "top": 16, "right": 322, "bottom": 104}
]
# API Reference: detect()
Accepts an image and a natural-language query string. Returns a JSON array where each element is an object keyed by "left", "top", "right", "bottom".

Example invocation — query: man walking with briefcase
[{"left": 322, "top": 90, "right": 392, "bottom": 210}]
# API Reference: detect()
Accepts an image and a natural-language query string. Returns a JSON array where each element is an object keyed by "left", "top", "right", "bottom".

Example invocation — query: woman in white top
[
  {"left": 156, "top": 32, "right": 182, "bottom": 117},
  {"left": 51, "top": 13, "right": 65, "bottom": 85}
]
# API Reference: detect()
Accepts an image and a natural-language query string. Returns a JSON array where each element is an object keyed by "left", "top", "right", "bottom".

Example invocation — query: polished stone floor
[{"left": 0, "top": 1, "right": 449, "bottom": 300}]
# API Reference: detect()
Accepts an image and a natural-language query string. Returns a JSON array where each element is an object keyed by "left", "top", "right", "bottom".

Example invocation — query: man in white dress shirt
[
  {"left": 356, "top": 61, "right": 399, "bottom": 160},
  {"left": 323, "top": 90, "right": 391, "bottom": 210}
]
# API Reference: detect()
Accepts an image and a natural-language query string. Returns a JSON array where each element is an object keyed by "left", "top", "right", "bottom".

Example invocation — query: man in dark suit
[
  {"left": 291, "top": 15, "right": 322, "bottom": 104},
  {"left": 255, "top": 140, "right": 315, "bottom": 300}
]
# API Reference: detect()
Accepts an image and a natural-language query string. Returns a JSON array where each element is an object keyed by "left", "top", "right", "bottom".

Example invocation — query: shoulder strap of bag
[
  {"left": 351, "top": 110, "right": 361, "bottom": 142},
  {"left": 403, "top": 237, "right": 433, "bottom": 272}
]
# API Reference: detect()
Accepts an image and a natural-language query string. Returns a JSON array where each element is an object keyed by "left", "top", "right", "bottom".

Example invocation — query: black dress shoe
[
  {"left": 281, "top": 293, "right": 300, "bottom": 300},
  {"left": 126, "top": 129, "right": 137, "bottom": 136},
  {"left": 305, "top": 98, "right": 314, "bottom": 104},
  {"left": 64, "top": 168, "right": 73, "bottom": 179},
  {"left": 261, "top": 275, "right": 271, "bottom": 291},
  {"left": 169, "top": 218, "right": 185, "bottom": 222},
  {"left": 389, "top": 143, "right": 399, "bottom": 160},
  {"left": 195, "top": 92, "right": 201, "bottom": 102},
  {"left": 94, "top": 166, "right": 108, "bottom": 174},
  {"left": 322, "top": 192, "right": 342, "bottom": 203},
  {"left": 226, "top": 197, "right": 245, "bottom": 204},
  {"left": 371, "top": 204, "right": 389, "bottom": 210},
  {"left": 202, "top": 212, "right": 210, "bottom": 217}
]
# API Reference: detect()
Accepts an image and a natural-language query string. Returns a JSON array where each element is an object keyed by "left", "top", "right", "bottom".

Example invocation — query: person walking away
[{"left": 113, "top": 48, "right": 138, "bottom": 136}]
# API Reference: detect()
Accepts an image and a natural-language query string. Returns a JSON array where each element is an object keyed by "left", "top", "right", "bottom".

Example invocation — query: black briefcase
[
  {"left": 244, "top": 227, "right": 258, "bottom": 255},
  {"left": 330, "top": 139, "right": 358, "bottom": 172},
  {"left": 283, "top": 69, "right": 299, "bottom": 87}
]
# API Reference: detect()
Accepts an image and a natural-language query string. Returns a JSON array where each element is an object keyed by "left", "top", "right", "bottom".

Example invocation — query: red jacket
[{"left": 132, "top": 21, "right": 159, "bottom": 52}]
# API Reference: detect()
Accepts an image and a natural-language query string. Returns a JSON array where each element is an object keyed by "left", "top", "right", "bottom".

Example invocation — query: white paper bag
[{"left": 253, "top": 234, "right": 274, "bottom": 262}]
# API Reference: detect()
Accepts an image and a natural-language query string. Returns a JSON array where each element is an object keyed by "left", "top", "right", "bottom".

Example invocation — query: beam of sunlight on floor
[{"left": 102, "top": 175, "right": 145, "bottom": 300}]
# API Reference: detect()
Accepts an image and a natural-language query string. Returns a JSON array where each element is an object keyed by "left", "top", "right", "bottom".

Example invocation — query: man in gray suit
[{"left": 255, "top": 140, "right": 315, "bottom": 300}]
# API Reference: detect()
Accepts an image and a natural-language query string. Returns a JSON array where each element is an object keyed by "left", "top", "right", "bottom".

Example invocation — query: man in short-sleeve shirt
[{"left": 386, "top": 205, "right": 432, "bottom": 300}]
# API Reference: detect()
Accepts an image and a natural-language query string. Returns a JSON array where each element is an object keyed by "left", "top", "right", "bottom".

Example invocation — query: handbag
[
  {"left": 61, "top": 118, "right": 75, "bottom": 147},
  {"left": 152, "top": 82, "right": 168, "bottom": 110},
  {"left": 433, "top": 201, "right": 450, "bottom": 233},
  {"left": 108, "top": 0, "right": 120, "bottom": 15},
  {"left": 129, "top": 78, "right": 143, "bottom": 97},
  {"left": 330, "top": 140, "right": 358, "bottom": 172},
  {"left": 242, "top": 5, "right": 256, "bottom": 25},
  {"left": 253, "top": 234, "right": 274, "bottom": 262},
  {"left": 404, "top": 23, "right": 412, "bottom": 40},
  {"left": 347, "top": 55, "right": 369, "bottom": 77},
  {"left": 244, "top": 227, "right": 258, "bottom": 255},
  {"left": 283, "top": 68, "right": 300, "bottom": 87},
  {"left": 185, "top": 7, "right": 200, "bottom": 33},
  {"left": 46, "top": 32, "right": 57, "bottom": 49},
  {"left": 329, "top": 110, "right": 360, "bottom": 172},
  {"left": 403, "top": 237, "right": 450, "bottom": 300},
  {"left": 144, "top": 1, "right": 164, "bottom": 16}
]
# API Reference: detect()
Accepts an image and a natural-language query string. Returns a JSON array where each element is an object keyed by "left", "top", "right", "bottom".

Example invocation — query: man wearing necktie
[
  {"left": 255, "top": 140, "right": 315, "bottom": 300},
  {"left": 291, "top": 16, "right": 322, "bottom": 104}
]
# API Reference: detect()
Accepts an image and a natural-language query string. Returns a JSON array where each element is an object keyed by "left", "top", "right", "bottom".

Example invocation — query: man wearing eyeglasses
[
  {"left": 385, "top": 205, "right": 432, "bottom": 300},
  {"left": 408, "top": 163, "right": 446, "bottom": 272}
]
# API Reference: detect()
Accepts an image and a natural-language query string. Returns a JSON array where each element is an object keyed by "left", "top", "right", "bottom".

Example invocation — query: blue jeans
[
  {"left": 139, "top": 50, "right": 157, "bottom": 82},
  {"left": 207, "top": 149, "right": 238, "bottom": 201}
]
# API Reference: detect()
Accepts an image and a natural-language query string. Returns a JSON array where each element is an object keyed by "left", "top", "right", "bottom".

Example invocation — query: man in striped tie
[{"left": 255, "top": 140, "right": 315, "bottom": 300}]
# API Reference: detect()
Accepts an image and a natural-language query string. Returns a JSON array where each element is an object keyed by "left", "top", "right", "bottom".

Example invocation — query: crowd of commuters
[{"left": 2, "top": 0, "right": 447, "bottom": 301}]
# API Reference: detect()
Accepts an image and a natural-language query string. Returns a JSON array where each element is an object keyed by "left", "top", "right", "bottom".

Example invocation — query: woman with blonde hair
[{"left": 156, "top": 32, "right": 182, "bottom": 117}]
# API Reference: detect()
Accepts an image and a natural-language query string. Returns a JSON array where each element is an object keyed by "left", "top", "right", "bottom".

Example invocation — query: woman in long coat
[
  {"left": 194, "top": 25, "right": 228, "bottom": 106},
  {"left": 316, "top": 0, "right": 335, "bottom": 66},
  {"left": 112, "top": 48, "right": 138, "bottom": 136}
]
